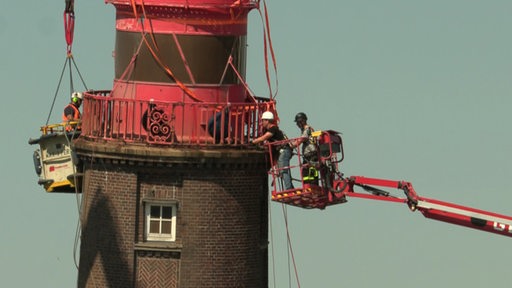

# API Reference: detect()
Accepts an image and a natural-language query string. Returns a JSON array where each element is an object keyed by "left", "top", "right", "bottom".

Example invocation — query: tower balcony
[{"left": 80, "top": 90, "right": 274, "bottom": 146}]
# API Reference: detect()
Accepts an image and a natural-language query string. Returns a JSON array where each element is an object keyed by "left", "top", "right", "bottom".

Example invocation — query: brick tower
[{"left": 74, "top": 1, "right": 273, "bottom": 287}]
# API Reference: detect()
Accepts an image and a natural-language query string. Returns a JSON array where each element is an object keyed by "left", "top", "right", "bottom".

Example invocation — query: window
[{"left": 145, "top": 202, "right": 177, "bottom": 241}]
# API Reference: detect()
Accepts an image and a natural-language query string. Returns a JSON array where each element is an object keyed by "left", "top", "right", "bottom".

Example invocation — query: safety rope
[
  {"left": 48, "top": 1, "right": 87, "bottom": 273},
  {"left": 269, "top": 200, "right": 277, "bottom": 288},
  {"left": 62, "top": 129, "right": 83, "bottom": 270},
  {"left": 54, "top": 120, "right": 82, "bottom": 272},
  {"left": 72, "top": 156, "right": 83, "bottom": 272},
  {"left": 63, "top": 1, "right": 84, "bottom": 233},
  {"left": 281, "top": 204, "right": 301, "bottom": 288},
  {"left": 73, "top": 154, "right": 94, "bottom": 274},
  {"left": 270, "top": 171, "right": 301, "bottom": 287}
]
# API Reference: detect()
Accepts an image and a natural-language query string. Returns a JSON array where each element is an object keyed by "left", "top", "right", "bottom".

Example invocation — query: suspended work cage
[{"left": 29, "top": 123, "right": 82, "bottom": 192}]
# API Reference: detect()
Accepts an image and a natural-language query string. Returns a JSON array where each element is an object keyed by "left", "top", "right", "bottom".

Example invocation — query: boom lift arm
[
  {"left": 342, "top": 176, "right": 512, "bottom": 238},
  {"left": 267, "top": 130, "right": 512, "bottom": 238}
]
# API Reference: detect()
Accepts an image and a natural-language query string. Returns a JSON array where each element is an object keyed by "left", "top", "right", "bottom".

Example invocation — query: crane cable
[{"left": 46, "top": 1, "right": 88, "bottom": 125}]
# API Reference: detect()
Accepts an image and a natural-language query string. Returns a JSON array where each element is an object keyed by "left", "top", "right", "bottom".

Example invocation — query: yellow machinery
[{"left": 29, "top": 122, "right": 81, "bottom": 193}]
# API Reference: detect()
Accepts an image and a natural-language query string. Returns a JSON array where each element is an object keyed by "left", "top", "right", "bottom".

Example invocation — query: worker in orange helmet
[
  {"left": 63, "top": 91, "right": 83, "bottom": 131},
  {"left": 251, "top": 111, "right": 294, "bottom": 190}
]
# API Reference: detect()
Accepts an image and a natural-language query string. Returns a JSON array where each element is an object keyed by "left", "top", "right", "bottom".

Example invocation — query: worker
[
  {"left": 291, "top": 112, "right": 318, "bottom": 184},
  {"left": 251, "top": 111, "right": 294, "bottom": 190},
  {"left": 63, "top": 91, "right": 83, "bottom": 131},
  {"left": 207, "top": 108, "right": 230, "bottom": 143}
]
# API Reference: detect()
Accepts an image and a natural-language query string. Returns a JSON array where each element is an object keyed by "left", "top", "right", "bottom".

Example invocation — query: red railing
[{"left": 81, "top": 90, "right": 275, "bottom": 146}]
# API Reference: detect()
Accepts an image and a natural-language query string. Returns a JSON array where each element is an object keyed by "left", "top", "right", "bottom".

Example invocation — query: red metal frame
[
  {"left": 269, "top": 130, "right": 512, "bottom": 238},
  {"left": 87, "top": 0, "right": 265, "bottom": 146},
  {"left": 81, "top": 90, "right": 273, "bottom": 145}
]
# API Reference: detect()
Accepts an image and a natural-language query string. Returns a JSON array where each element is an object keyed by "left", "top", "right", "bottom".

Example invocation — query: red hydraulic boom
[{"left": 268, "top": 130, "right": 512, "bottom": 238}]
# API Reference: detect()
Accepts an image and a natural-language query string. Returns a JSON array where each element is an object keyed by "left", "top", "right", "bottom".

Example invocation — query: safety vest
[
  {"left": 62, "top": 103, "right": 81, "bottom": 121},
  {"left": 303, "top": 166, "right": 319, "bottom": 182},
  {"left": 63, "top": 103, "right": 81, "bottom": 131}
]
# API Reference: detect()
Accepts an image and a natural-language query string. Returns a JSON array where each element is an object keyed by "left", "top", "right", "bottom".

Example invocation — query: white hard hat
[
  {"left": 261, "top": 111, "right": 274, "bottom": 120},
  {"left": 72, "top": 92, "right": 83, "bottom": 100}
]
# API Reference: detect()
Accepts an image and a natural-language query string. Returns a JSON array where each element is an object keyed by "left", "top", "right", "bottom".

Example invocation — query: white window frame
[{"left": 144, "top": 202, "right": 177, "bottom": 242}]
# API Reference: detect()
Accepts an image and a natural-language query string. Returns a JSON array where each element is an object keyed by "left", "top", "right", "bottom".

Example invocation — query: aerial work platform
[
  {"left": 268, "top": 130, "right": 512, "bottom": 238},
  {"left": 29, "top": 122, "right": 81, "bottom": 193}
]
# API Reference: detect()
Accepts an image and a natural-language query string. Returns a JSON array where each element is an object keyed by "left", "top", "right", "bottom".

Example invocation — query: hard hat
[
  {"left": 261, "top": 111, "right": 274, "bottom": 120},
  {"left": 72, "top": 92, "right": 83, "bottom": 100},
  {"left": 294, "top": 112, "right": 307, "bottom": 122}
]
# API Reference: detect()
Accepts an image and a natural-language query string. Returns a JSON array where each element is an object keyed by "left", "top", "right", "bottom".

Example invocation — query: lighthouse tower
[{"left": 74, "top": 0, "right": 273, "bottom": 287}]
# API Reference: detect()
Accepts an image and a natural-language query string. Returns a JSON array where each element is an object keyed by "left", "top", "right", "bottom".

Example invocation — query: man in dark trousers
[{"left": 251, "top": 111, "right": 294, "bottom": 190}]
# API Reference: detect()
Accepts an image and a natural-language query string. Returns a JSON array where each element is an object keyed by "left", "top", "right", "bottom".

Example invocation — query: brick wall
[
  {"left": 136, "top": 251, "right": 179, "bottom": 288},
  {"left": 78, "top": 166, "right": 138, "bottom": 287},
  {"left": 77, "top": 155, "right": 268, "bottom": 288}
]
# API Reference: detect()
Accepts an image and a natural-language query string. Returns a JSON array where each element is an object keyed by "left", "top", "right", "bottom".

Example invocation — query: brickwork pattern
[
  {"left": 78, "top": 157, "right": 268, "bottom": 288},
  {"left": 139, "top": 167, "right": 269, "bottom": 288},
  {"left": 78, "top": 166, "right": 138, "bottom": 288},
  {"left": 136, "top": 251, "right": 179, "bottom": 288}
]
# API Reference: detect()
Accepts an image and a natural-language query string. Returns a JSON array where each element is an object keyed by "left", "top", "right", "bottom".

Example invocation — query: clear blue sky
[{"left": 2, "top": 1, "right": 512, "bottom": 287}]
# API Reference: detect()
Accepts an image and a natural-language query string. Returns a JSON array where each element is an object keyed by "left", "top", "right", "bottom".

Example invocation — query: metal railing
[{"left": 81, "top": 90, "right": 275, "bottom": 146}]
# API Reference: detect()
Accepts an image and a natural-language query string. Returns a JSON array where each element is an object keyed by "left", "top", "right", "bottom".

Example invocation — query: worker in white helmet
[
  {"left": 252, "top": 111, "right": 294, "bottom": 190},
  {"left": 63, "top": 91, "right": 83, "bottom": 131}
]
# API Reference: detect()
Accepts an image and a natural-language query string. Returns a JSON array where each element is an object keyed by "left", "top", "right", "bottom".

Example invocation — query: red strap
[
  {"left": 131, "top": 0, "right": 200, "bottom": 101},
  {"left": 258, "top": 0, "right": 279, "bottom": 100},
  {"left": 64, "top": 12, "right": 75, "bottom": 54},
  {"left": 263, "top": 1, "right": 278, "bottom": 98},
  {"left": 130, "top": 0, "right": 139, "bottom": 19}
]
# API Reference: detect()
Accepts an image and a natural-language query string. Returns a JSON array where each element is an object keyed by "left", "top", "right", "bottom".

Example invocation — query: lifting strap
[
  {"left": 258, "top": 0, "right": 279, "bottom": 100},
  {"left": 64, "top": 0, "right": 75, "bottom": 54},
  {"left": 128, "top": 1, "right": 202, "bottom": 102}
]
